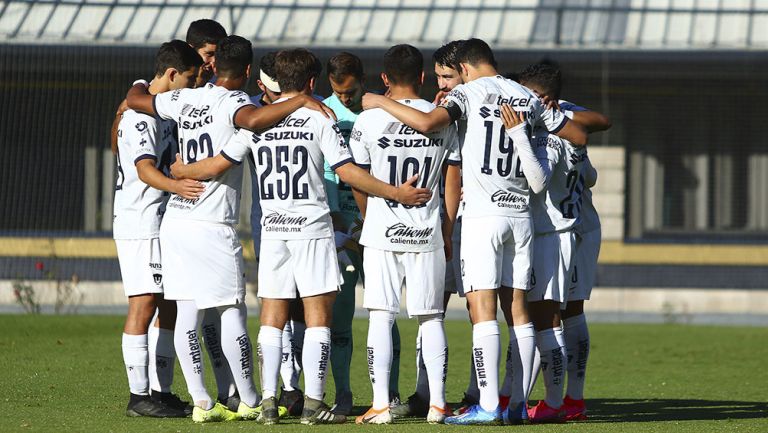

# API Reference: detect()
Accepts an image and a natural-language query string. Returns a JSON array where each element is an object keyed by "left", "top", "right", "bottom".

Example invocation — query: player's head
[
  {"left": 453, "top": 38, "right": 497, "bottom": 82},
  {"left": 382, "top": 44, "right": 424, "bottom": 93},
  {"left": 257, "top": 51, "right": 281, "bottom": 104},
  {"left": 327, "top": 52, "right": 365, "bottom": 112},
  {"left": 212, "top": 35, "right": 253, "bottom": 84},
  {"left": 518, "top": 62, "right": 562, "bottom": 100},
  {"left": 433, "top": 40, "right": 464, "bottom": 92},
  {"left": 153, "top": 40, "right": 203, "bottom": 90},
  {"left": 186, "top": 19, "right": 227, "bottom": 84},
  {"left": 274, "top": 48, "right": 322, "bottom": 95}
]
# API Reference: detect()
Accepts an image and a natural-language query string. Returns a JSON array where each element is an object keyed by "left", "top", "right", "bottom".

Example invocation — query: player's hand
[
  {"left": 539, "top": 93, "right": 560, "bottom": 111},
  {"left": 362, "top": 93, "right": 385, "bottom": 110},
  {"left": 432, "top": 90, "right": 448, "bottom": 105},
  {"left": 394, "top": 174, "right": 432, "bottom": 206},
  {"left": 302, "top": 95, "right": 337, "bottom": 121},
  {"left": 172, "top": 179, "right": 205, "bottom": 199},
  {"left": 116, "top": 99, "right": 129, "bottom": 117},
  {"left": 500, "top": 104, "right": 527, "bottom": 130},
  {"left": 170, "top": 153, "right": 187, "bottom": 179}
]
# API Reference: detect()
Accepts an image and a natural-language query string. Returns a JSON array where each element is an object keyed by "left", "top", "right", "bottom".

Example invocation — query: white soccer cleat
[
  {"left": 427, "top": 405, "right": 451, "bottom": 424},
  {"left": 355, "top": 406, "right": 393, "bottom": 424}
]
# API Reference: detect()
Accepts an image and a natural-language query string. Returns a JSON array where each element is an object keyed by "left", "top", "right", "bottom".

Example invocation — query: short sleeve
[
  {"left": 153, "top": 89, "right": 185, "bottom": 121},
  {"left": 127, "top": 116, "right": 159, "bottom": 165},
  {"left": 319, "top": 119, "right": 354, "bottom": 170},
  {"left": 444, "top": 123, "right": 461, "bottom": 165},
  {"left": 558, "top": 100, "right": 588, "bottom": 112},
  {"left": 221, "top": 128, "right": 252, "bottom": 164},
  {"left": 440, "top": 85, "right": 469, "bottom": 122},
  {"left": 348, "top": 122, "right": 371, "bottom": 169},
  {"left": 222, "top": 90, "right": 256, "bottom": 128}
]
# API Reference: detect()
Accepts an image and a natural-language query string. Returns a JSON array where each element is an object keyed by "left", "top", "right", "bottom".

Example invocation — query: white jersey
[
  {"left": 579, "top": 187, "right": 601, "bottom": 234},
  {"left": 441, "top": 75, "right": 568, "bottom": 218},
  {"left": 154, "top": 83, "right": 253, "bottom": 224},
  {"left": 222, "top": 97, "right": 352, "bottom": 240},
  {"left": 113, "top": 109, "right": 174, "bottom": 239},
  {"left": 350, "top": 99, "right": 461, "bottom": 253},
  {"left": 531, "top": 130, "right": 593, "bottom": 234}
]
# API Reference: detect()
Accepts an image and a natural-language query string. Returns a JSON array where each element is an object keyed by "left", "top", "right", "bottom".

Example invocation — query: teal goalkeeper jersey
[{"left": 323, "top": 94, "right": 361, "bottom": 227}]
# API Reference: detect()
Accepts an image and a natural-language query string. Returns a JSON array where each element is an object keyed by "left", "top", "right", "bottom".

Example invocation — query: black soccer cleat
[
  {"left": 278, "top": 387, "right": 304, "bottom": 416},
  {"left": 218, "top": 391, "right": 241, "bottom": 412},
  {"left": 150, "top": 390, "right": 193, "bottom": 416},
  {"left": 125, "top": 393, "right": 187, "bottom": 418}
]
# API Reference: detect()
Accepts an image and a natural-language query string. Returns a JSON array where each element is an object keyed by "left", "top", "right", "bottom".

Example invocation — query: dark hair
[
  {"left": 186, "top": 19, "right": 227, "bottom": 49},
  {"left": 154, "top": 39, "right": 204, "bottom": 77},
  {"left": 454, "top": 38, "right": 497, "bottom": 71},
  {"left": 274, "top": 48, "right": 322, "bottom": 93},
  {"left": 213, "top": 35, "right": 253, "bottom": 79},
  {"left": 432, "top": 40, "right": 464, "bottom": 68},
  {"left": 327, "top": 52, "right": 364, "bottom": 82},
  {"left": 518, "top": 62, "right": 562, "bottom": 99},
  {"left": 259, "top": 51, "right": 279, "bottom": 77},
  {"left": 383, "top": 44, "right": 423, "bottom": 88}
]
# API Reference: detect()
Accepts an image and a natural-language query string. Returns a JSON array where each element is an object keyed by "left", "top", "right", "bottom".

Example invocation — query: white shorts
[
  {"left": 160, "top": 218, "right": 245, "bottom": 309},
  {"left": 569, "top": 228, "right": 601, "bottom": 301},
  {"left": 528, "top": 231, "right": 576, "bottom": 303},
  {"left": 116, "top": 238, "right": 163, "bottom": 297},
  {"left": 363, "top": 247, "right": 446, "bottom": 317},
  {"left": 258, "top": 237, "right": 342, "bottom": 299},
  {"left": 460, "top": 216, "right": 533, "bottom": 292},
  {"left": 444, "top": 218, "right": 464, "bottom": 296}
]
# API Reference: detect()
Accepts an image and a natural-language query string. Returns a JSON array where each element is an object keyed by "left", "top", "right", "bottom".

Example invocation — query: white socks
[
  {"left": 258, "top": 326, "right": 283, "bottom": 400},
  {"left": 148, "top": 326, "right": 175, "bottom": 393},
  {"left": 122, "top": 333, "right": 149, "bottom": 395},
  {"left": 537, "top": 327, "right": 567, "bottom": 409},
  {"left": 174, "top": 300, "right": 212, "bottom": 409},
  {"left": 500, "top": 323, "right": 536, "bottom": 405},
  {"left": 563, "top": 314, "right": 590, "bottom": 400},
  {"left": 472, "top": 320, "right": 500, "bottom": 412},
  {"left": 367, "top": 310, "right": 395, "bottom": 409},
  {"left": 201, "top": 309, "right": 237, "bottom": 402},
  {"left": 217, "top": 304, "right": 260, "bottom": 407},
  {"left": 302, "top": 327, "right": 331, "bottom": 401},
  {"left": 418, "top": 315, "right": 448, "bottom": 409},
  {"left": 281, "top": 320, "right": 305, "bottom": 391}
]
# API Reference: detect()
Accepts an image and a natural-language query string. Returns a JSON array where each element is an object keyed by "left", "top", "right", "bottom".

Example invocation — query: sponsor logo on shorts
[
  {"left": 491, "top": 190, "right": 528, "bottom": 210},
  {"left": 153, "top": 273, "right": 162, "bottom": 285},
  {"left": 384, "top": 223, "right": 433, "bottom": 245},
  {"left": 263, "top": 212, "right": 307, "bottom": 233}
]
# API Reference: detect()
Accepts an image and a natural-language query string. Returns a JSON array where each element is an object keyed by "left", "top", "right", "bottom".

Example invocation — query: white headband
[{"left": 259, "top": 69, "right": 281, "bottom": 93}]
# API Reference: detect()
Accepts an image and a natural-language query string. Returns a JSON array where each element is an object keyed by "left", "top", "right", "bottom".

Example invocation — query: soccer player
[
  {"left": 391, "top": 40, "right": 477, "bottom": 419},
  {"left": 186, "top": 19, "right": 227, "bottom": 86},
  {"left": 362, "top": 38, "right": 587, "bottom": 425},
  {"left": 323, "top": 52, "right": 403, "bottom": 415},
  {"left": 114, "top": 40, "right": 204, "bottom": 418},
  {"left": 351, "top": 44, "right": 461, "bottom": 425},
  {"left": 518, "top": 64, "right": 610, "bottom": 422},
  {"left": 125, "top": 35, "right": 336, "bottom": 423},
  {"left": 167, "top": 47, "right": 432, "bottom": 425}
]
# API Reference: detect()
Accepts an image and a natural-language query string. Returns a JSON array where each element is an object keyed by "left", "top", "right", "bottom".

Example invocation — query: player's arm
[
  {"left": 136, "top": 159, "right": 205, "bottom": 199},
  {"left": 234, "top": 95, "right": 336, "bottom": 131},
  {"left": 335, "top": 163, "right": 431, "bottom": 207},
  {"left": 500, "top": 105, "right": 551, "bottom": 194},
  {"left": 362, "top": 93, "right": 453, "bottom": 133},
  {"left": 559, "top": 101, "right": 612, "bottom": 133},
  {"left": 553, "top": 118, "right": 587, "bottom": 147},
  {"left": 441, "top": 163, "right": 461, "bottom": 260},
  {"left": 170, "top": 153, "right": 234, "bottom": 180},
  {"left": 125, "top": 81, "right": 156, "bottom": 116}
]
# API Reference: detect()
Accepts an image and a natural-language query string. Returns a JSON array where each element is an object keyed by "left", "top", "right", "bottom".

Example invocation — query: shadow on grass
[
  {"left": 351, "top": 399, "right": 767, "bottom": 423},
  {"left": 576, "top": 398, "right": 767, "bottom": 423}
]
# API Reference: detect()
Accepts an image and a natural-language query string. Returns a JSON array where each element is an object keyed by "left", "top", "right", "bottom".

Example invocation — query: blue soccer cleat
[
  {"left": 444, "top": 404, "right": 502, "bottom": 425},
  {"left": 503, "top": 401, "right": 529, "bottom": 425}
]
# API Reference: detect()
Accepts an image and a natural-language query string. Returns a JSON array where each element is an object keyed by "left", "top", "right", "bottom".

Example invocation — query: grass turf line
[{"left": 0, "top": 316, "right": 766, "bottom": 432}]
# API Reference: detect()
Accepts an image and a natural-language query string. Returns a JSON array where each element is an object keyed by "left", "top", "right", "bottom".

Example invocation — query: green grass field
[{"left": 1, "top": 315, "right": 766, "bottom": 432}]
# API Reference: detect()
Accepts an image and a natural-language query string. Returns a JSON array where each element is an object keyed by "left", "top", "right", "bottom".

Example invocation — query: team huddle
[{"left": 112, "top": 18, "right": 610, "bottom": 426}]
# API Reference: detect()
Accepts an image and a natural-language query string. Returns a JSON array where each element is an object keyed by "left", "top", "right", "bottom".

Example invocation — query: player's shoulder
[{"left": 121, "top": 109, "right": 157, "bottom": 133}]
